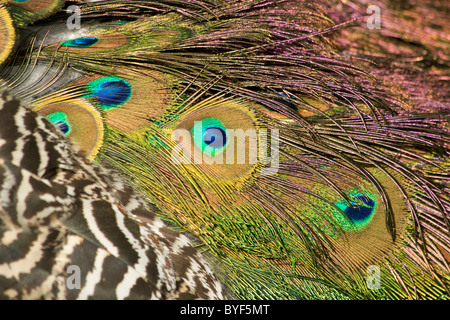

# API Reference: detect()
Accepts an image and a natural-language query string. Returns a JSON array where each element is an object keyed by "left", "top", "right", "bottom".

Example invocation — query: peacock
[{"left": 0, "top": 0, "right": 448, "bottom": 300}]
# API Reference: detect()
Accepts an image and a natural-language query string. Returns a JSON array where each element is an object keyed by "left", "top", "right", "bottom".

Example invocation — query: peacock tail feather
[{"left": 0, "top": 0, "right": 449, "bottom": 300}]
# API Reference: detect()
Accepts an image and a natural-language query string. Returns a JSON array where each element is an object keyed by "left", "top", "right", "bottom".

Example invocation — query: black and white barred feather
[{"left": 0, "top": 91, "right": 227, "bottom": 300}]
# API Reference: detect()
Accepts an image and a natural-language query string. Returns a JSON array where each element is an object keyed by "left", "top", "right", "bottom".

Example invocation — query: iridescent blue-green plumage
[
  {"left": 85, "top": 76, "right": 132, "bottom": 110},
  {"left": 61, "top": 37, "right": 99, "bottom": 48},
  {"left": 46, "top": 111, "right": 71, "bottom": 134}
]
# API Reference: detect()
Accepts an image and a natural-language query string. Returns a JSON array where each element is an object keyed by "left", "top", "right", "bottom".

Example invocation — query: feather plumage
[{"left": 0, "top": 0, "right": 449, "bottom": 300}]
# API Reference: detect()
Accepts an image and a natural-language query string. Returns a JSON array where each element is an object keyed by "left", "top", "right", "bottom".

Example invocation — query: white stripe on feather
[
  {"left": 0, "top": 227, "right": 49, "bottom": 278},
  {"left": 113, "top": 204, "right": 151, "bottom": 299},
  {"left": 10, "top": 107, "right": 27, "bottom": 167},
  {"left": 77, "top": 248, "right": 109, "bottom": 300},
  {"left": 80, "top": 198, "right": 119, "bottom": 257}
]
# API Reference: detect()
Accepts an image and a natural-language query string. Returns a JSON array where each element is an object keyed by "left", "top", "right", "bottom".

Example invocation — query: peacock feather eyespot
[
  {"left": 170, "top": 98, "right": 265, "bottom": 183},
  {"left": 192, "top": 118, "right": 228, "bottom": 156},
  {"left": 33, "top": 98, "right": 104, "bottom": 161},
  {"left": 61, "top": 37, "right": 99, "bottom": 48},
  {"left": 85, "top": 76, "right": 132, "bottom": 110},
  {"left": 46, "top": 112, "right": 71, "bottom": 135},
  {"left": 334, "top": 191, "right": 377, "bottom": 232},
  {"left": 0, "top": 5, "right": 15, "bottom": 66}
]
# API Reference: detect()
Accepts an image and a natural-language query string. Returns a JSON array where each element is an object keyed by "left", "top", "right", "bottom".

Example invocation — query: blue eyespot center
[
  {"left": 56, "top": 121, "right": 70, "bottom": 135},
  {"left": 46, "top": 112, "right": 71, "bottom": 135},
  {"left": 61, "top": 37, "right": 99, "bottom": 48},
  {"left": 192, "top": 119, "right": 228, "bottom": 156},
  {"left": 86, "top": 77, "right": 132, "bottom": 110},
  {"left": 203, "top": 127, "right": 227, "bottom": 147},
  {"left": 334, "top": 192, "right": 376, "bottom": 231},
  {"left": 341, "top": 195, "right": 375, "bottom": 222}
]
